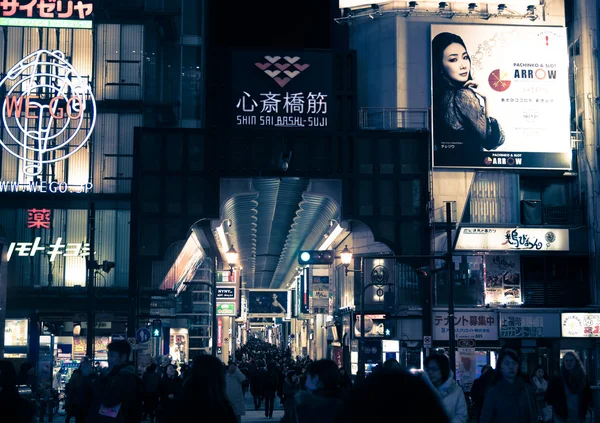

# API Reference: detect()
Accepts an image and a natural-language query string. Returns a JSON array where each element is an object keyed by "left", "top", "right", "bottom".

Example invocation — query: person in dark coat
[
  {"left": 157, "top": 364, "right": 182, "bottom": 423},
  {"left": 334, "top": 367, "right": 449, "bottom": 423},
  {"left": 0, "top": 360, "right": 35, "bottom": 423},
  {"left": 480, "top": 349, "right": 537, "bottom": 423},
  {"left": 81, "top": 340, "right": 142, "bottom": 423},
  {"left": 251, "top": 359, "right": 266, "bottom": 410},
  {"left": 65, "top": 366, "right": 90, "bottom": 423},
  {"left": 142, "top": 363, "right": 161, "bottom": 423},
  {"left": 470, "top": 365, "right": 494, "bottom": 421},
  {"left": 545, "top": 351, "right": 592, "bottom": 423},
  {"left": 173, "top": 355, "right": 236, "bottom": 423}
]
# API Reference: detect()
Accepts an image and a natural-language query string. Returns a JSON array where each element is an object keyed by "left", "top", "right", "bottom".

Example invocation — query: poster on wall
[
  {"left": 431, "top": 25, "right": 571, "bottom": 170},
  {"left": 4, "top": 319, "right": 28, "bottom": 346},
  {"left": 484, "top": 255, "right": 522, "bottom": 305}
]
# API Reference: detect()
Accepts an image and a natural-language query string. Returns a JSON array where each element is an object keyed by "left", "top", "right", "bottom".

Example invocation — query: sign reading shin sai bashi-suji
[
  {"left": 0, "top": 49, "right": 96, "bottom": 194},
  {"left": 232, "top": 51, "right": 332, "bottom": 129}
]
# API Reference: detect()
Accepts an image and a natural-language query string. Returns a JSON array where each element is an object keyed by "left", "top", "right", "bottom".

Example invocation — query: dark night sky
[{"left": 208, "top": 0, "right": 334, "bottom": 49}]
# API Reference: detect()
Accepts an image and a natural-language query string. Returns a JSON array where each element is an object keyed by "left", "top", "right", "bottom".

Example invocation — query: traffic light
[
  {"left": 152, "top": 320, "right": 162, "bottom": 337},
  {"left": 298, "top": 250, "right": 334, "bottom": 265},
  {"left": 383, "top": 318, "right": 395, "bottom": 339}
]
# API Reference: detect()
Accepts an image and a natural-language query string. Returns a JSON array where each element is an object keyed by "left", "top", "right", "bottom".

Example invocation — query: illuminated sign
[
  {"left": 4, "top": 319, "right": 28, "bottom": 346},
  {"left": 216, "top": 302, "right": 236, "bottom": 316},
  {"left": 431, "top": 25, "right": 571, "bottom": 170},
  {"left": 433, "top": 311, "right": 498, "bottom": 340},
  {"left": 455, "top": 227, "right": 569, "bottom": 251},
  {"left": 216, "top": 287, "right": 236, "bottom": 299},
  {"left": 27, "top": 208, "right": 51, "bottom": 229},
  {"left": 0, "top": 49, "right": 96, "bottom": 191},
  {"left": 484, "top": 255, "right": 522, "bottom": 306},
  {"left": 232, "top": 51, "right": 332, "bottom": 129},
  {"left": 217, "top": 317, "right": 223, "bottom": 347},
  {"left": 247, "top": 289, "right": 289, "bottom": 316},
  {"left": 6, "top": 237, "right": 90, "bottom": 261},
  {"left": 0, "top": 1, "right": 93, "bottom": 29},
  {"left": 562, "top": 313, "right": 600, "bottom": 337}
]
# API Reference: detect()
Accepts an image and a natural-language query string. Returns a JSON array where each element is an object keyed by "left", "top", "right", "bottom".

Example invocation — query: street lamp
[
  {"left": 226, "top": 245, "right": 238, "bottom": 274},
  {"left": 341, "top": 245, "right": 352, "bottom": 275}
]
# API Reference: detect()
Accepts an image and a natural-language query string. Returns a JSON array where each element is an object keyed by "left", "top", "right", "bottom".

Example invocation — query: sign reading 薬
[{"left": 232, "top": 51, "right": 332, "bottom": 129}]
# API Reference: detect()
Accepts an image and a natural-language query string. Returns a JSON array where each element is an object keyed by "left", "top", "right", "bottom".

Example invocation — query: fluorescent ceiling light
[
  {"left": 216, "top": 224, "right": 229, "bottom": 252},
  {"left": 318, "top": 224, "right": 343, "bottom": 251}
]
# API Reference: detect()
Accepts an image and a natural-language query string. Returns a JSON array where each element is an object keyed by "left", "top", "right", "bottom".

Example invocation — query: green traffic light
[{"left": 300, "top": 252, "right": 311, "bottom": 262}]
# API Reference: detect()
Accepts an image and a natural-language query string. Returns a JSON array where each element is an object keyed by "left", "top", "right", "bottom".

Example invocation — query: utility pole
[
  {"left": 211, "top": 256, "right": 218, "bottom": 356},
  {"left": 86, "top": 202, "right": 96, "bottom": 359},
  {"left": 446, "top": 202, "right": 456, "bottom": 377}
]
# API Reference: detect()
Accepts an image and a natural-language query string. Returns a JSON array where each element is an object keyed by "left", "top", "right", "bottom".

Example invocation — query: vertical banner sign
[
  {"left": 217, "top": 318, "right": 223, "bottom": 348},
  {"left": 456, "top": 337, "right": 476, "bottom": 393},
  {"left": 431, "top": 25, "right": 571, "bottom": 170},
  {"left": 311, "top": 276, "right": 330, "bottom": 314},
  {"left": 232, "top": 51, "right": 332, "bottom": 129},
  {"left": 484, "top": 255, "right": 521, "bottom": 305}
]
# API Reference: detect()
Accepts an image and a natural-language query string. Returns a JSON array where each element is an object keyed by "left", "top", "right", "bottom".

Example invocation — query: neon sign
[
  {"left": 0, "top": 1, "right": 94, "bottom": 29},
  {"left": 6, "top": 237, "right": 90, "bottom": 261},
  {"left": 0, "top": 49, "right": 96, "bottom": 192},
  {"left": 27, "top": 208, "right": 51, "bottom": 229}
]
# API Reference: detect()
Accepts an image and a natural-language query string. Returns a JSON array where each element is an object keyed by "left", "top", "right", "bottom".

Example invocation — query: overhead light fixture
[
  {"left": 371, "top": 3, "right": 379, "bottom": 10},
  {"left": 318, "top": 224, "right": 344, "bottom": 251},
  {"left": 438, "top": 2, "right": 448, "bottom": 10},
  {"left": 468, "top": 3, "right": 477, "bottom": 12},
  {"left": 408, "top": 1, "right": 418, "bottom": 10},
  {"left": 216, "top": 223, "right": 229, "bottom": 253},
  {"left": 497, "top": 3, "right": 506, "bottom": 13},
  {"left": 225, "top": 245, "right": 238, "bottom": 274},
  {"left": 526, "top": 5, "right": 536, "bottom": 14}
]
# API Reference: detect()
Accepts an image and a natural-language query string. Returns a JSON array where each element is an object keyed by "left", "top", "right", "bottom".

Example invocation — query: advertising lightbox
[
  {"left": 0, "top": 0, "right": 93, "bottom": 29},
  {"left": 232, "top": 50, "right": 332, "bottom": 129},
  {"left": 562, "top": 313, "right": 600, "bottom": 337},
  {"left": 247, "top": 290, "right": 289, "bottom": 317},
  {"left": 484, "top": 255, "right": 522, "bottom": 306},
  {"left": 455, "top": 227, "right": 569, "bottom": 251},
  {"left": 431, "top": 25, "right": 571, "bottom": 170}
]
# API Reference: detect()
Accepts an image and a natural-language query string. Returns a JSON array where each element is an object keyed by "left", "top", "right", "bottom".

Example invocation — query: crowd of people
[{"left": 0, "top": 338, "right": 595, "bottom": 423}]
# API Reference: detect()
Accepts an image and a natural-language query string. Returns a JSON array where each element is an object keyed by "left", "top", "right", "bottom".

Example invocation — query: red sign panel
[{"left": 27, "top": 208, "right": 51, "bottom": 229}]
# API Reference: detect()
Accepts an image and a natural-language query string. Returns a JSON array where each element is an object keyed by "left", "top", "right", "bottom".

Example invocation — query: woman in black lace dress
[{"left": 432, "top": 32, "right": 505, "bottom": 154}]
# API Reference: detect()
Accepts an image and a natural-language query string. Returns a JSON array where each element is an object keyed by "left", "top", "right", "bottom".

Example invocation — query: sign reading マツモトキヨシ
[{"left": 0, "top": 49, "right": 96, "bottom": 194}]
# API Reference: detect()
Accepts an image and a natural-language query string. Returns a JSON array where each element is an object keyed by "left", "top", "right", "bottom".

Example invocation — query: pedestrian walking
[
  {"left": 225, "top": 362, "right": 247, "bottom": 423},
  {"left": 545, "top": 351, "right": 592, "bottom": 423},
  {"left": 480, "top": 348, "right": 537, "bottom": 423}
]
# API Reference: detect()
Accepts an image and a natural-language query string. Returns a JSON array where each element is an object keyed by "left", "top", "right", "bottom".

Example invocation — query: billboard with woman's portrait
[
  {"left": 248, "top": 290, "right": 289, "bottom": 317},
  {"left": 431, "top": 25, "right": 571, "bottom": 170}
]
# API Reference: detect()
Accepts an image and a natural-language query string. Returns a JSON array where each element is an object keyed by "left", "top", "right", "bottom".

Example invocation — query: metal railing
[{"left": 359, "top": 107, "right": 430, "bottom": 131}]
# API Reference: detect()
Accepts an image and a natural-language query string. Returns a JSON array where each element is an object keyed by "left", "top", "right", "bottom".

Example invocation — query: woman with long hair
[
  {"left": 423, "top": 353, "right": 468, "bottom": 423},
  {"left": 174, "top": 355, "right": 237, "bottom": 422},
  {"left": 531, "top": 365, "right": 548, "bottom": 421},
  {"left": 545, "top": 351, "right": 592, "bottom": 423},
  {"left": 480, "top": 349, "right": 536, "bottom": 423},
  {"left": 431, "top": 32, "right": 504, "bottom": 154}
]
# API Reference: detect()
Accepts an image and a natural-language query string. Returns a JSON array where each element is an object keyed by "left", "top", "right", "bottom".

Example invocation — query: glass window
[{"left": 434, "top": 255, "right": 484, "bottom": 307}]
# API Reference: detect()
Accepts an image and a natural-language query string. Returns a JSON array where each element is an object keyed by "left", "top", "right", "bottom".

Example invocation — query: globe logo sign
[{"left": 0, "top": 49, "right": 96, "bottom": 177}]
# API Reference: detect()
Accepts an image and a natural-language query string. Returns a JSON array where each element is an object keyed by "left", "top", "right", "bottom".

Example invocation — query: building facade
[
  {"left": 340, "top": 0, "right": 598, "bottom": 382},
  {"left": 0, "top": 0, "right": 204, "bottom": 386}
]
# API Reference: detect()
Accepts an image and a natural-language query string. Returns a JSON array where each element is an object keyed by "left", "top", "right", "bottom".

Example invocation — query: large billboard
[
  {"left": 232, "top": 50, "right": 332, "bottom": 129},
  {"left": 248, "top": 290, "right": 289, "bottom": 317},
  {"left": 431, "top": 25, "right": 571, "bottom": 170}
]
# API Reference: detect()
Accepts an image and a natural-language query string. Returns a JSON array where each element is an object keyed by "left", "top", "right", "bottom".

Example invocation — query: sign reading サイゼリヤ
[{"left": 0, "top": 49, "right": 96, "bottom": 193}]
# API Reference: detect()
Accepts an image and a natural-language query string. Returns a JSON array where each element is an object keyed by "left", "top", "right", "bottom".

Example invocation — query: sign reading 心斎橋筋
[
  {"left": 0, "top": 49, "right": 96, "bottom": 194},
  {"left": 0, "top": 1, "right": 94, "bottom": 29}
]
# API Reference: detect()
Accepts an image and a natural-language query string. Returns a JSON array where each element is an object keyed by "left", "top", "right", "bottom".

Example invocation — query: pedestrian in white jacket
[{"left": 424, "top": 354, "right": 469, "bottom": 423}]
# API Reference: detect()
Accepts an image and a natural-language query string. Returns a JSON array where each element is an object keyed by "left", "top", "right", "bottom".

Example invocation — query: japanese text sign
[
  {"left": 27, "top": 208, "right": 51, "bottom": 229},
  {"left": 433, "top": 311, "right": 498, "bottom": 340},
  {"left": 455, "top": 227, "right": 569, "bottom": 251},
  {"left": 232, "top": 50, "right": 333, "bottom": 129},
  {"left": 6, "top": 237, "right": 90, "bottom": 261},
  {"left": 501, "top": 313, "right": 560, "bottom": 338},
  {"left": 0, "top": 0, "right": 93, "bottom": 29},
  {"left": 562, "top": 313, "right": 600, "bottom": 338}
]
